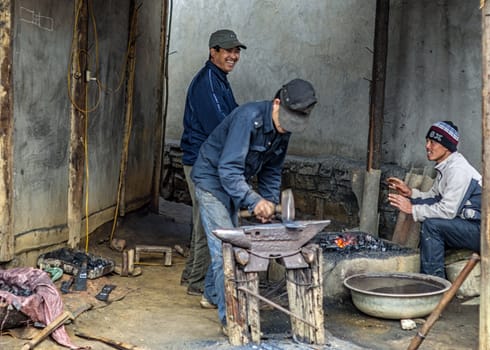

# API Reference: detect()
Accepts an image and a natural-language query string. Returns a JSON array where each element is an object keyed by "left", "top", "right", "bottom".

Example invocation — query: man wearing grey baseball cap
[
  {"left": 180, "top": 29, "right": 246, "bottom": 302},
  {"left": 209, "top": 29, "right": 247, "bottom": 50},
  {"left": 191, "top": 78, "right": 317, "bottom": 335}
]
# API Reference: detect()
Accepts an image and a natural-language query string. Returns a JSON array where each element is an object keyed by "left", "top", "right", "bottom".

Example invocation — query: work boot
[
  {"left": 199, "top": 295, "right": 217, "bottom": 309},
  {"left": 186, "top": 285, "right": 203, "bottom": 296}
]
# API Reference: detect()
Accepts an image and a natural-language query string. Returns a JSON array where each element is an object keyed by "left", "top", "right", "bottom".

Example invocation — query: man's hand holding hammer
[{"left": 253, "top": 199, "right": 276, "bottom": 223}]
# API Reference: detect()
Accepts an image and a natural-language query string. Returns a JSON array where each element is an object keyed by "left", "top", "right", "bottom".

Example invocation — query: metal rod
[
  {"left": 407, "top": 253, "right": 481, "bottom": 350},
  {"left": 237, "top": 286, "right": 318, "bottom": 330},
  {"left": 366, "top": 0, "right": 390, "bottom": 171}
]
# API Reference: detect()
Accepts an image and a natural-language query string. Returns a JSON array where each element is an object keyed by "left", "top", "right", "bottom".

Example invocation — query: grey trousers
[{"left": 181, "top": 165, "right": 210, "bottom": 291}]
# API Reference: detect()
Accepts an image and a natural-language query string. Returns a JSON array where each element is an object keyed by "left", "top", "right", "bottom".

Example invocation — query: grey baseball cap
[
  {"left": 278, "top": 79, "right": 317, "bottom": 133},
  {"left": 209, "top": 29, "right": 247, "bottom": 49}
]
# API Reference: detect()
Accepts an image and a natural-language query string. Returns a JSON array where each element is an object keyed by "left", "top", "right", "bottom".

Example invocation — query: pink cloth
[{"left": 0, "top": 267, "right": 84, "bottom": 349}]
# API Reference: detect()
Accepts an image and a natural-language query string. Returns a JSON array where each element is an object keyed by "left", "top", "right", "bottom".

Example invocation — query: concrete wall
[
  {"left": 165, "top": 0, "right": 482, "bottom": 171},
  {"left": 10, "top": 0, "right": 163, "bottom": 263},
  {"left": 384, "top": 0, "right": 481, "bottom": 169},
  {"left": 165, "top": 0, "right": 375, "bottom": 160}
]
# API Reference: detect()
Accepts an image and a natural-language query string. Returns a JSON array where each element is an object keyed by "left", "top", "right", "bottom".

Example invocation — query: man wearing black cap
[
  {"left": 387, "top": 121, "right": 481, "bottom": 278},
  {"left": 180, "top": 29, "right": 246, "bottom": 297},
  {"left": 191, "top": 78, "right": 317, "bottom": 334}
]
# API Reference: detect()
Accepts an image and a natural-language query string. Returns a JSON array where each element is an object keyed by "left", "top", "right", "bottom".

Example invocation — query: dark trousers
[
  {"left": 181, "top": 165, "right": 210, "bottom": 291},
  {"left": 420, "top": 217, "right": 480, "bottom": 278}
]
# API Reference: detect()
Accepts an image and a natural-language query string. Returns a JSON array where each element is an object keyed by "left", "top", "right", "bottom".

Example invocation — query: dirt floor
[{"left": 0, "top": 199, "right": 480, "bottom": 350}]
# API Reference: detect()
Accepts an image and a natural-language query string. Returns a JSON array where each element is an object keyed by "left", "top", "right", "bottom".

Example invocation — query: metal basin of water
[{"left": 343, "top": 272, "right": 452, "bottom": 319}]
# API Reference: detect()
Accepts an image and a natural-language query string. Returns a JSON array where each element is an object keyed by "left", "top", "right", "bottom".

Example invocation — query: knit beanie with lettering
[{"left": 426, "top": 121, "right": 459, "bottom": 152}]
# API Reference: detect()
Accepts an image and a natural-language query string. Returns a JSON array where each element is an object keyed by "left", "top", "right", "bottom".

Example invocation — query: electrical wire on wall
[{"left": 67, "top": 0, "right": 138, "bottom": 252}]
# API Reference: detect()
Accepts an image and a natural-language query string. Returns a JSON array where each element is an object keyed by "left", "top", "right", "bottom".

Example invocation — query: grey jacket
[{"left": 411, "top": 152, "right": 482, "bottom": 222}]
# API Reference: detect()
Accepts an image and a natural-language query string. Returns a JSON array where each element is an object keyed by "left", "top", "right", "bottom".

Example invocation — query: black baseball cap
[
  {"left": 278, "top": 79, "right": 317, "bottom": 132},
  {"left": 209, "top": 29, "right": 247, "bottom": 49}
]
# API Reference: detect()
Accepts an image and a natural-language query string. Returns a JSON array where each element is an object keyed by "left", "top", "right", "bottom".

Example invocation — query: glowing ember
[
  {"left": 314, "top": 231, "right": 405, "bottom": 252},
  {"left": 334, "top": 235, "right": 356, "bottom": 248}
]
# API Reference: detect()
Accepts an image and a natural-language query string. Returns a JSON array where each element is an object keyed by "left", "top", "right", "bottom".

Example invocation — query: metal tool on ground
[
  {"left": 95, "top": 284, "right": 117, "bottom": 302},
  {"left": 60, "top": 277, "right": 74, "bottom": 294},
  {"left": 21, "top": 303, "right": 92, "bottom": 350},
  {"left": 407, "top": 253, "right": 481, "bottom": 350},
  {"left": 73, "top": 256, "right": 88, "bottom": 291},
  {"left": 75, "top": 330, "right": 145, "bottom": 350},
  {"left": 238, "top": 188, "right": 295, "bottom": 221}
]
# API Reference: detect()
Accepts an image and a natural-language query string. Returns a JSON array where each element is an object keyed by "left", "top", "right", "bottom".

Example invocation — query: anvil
[{"left": 213, "top": 220, "right": 330, "bottom": 272}]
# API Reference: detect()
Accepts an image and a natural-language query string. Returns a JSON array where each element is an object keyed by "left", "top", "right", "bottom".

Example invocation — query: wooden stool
[
  {"left": 134, "top": 245, "right": 172, "bottom": 266},
  {"left": 222, "top": 243, "right": 325, "bottom": 346}
]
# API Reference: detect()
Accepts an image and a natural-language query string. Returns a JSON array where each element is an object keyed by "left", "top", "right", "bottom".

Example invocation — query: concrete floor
[{"left": 0, "top": 199, "right": 480, "bottom": 350}]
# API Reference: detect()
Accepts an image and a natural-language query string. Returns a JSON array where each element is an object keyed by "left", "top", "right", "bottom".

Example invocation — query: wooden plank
[
  {"left": 287, "top": 268, "right": 310, "bottom": 342},
  {"left": 481, "top": 2, "right": 490, "bottom": 348},
  {"left": 235, "top": 266, "right": 249, "bottom": 342},
  {"left": 67, "top": 0, "right": 88, "bottom": 248},
  {"left": 118, "top": 0, "right": 138, "bottom": 217},
  {"left": 286, "top": 248, "right": 325, "bottom": 345},
  {"left": 223, "top": 243, "right": 249, "bottom": 345},
  {"left": 246, "top": 272, "right": 260, "bottom": 343},
  {"left": 150, "top": 0, "right": 170, "bottom": 212},
  {"left": 359, "top": 168, "right": 381, "bottom": 236},
  {"left": 286, "top": 269, "right": 300, "bottom": 338},
  {"left": 0, "top": 0, "right": 14, "bottom": 262},
  {"left": 391, "top": 172, "right": 418, "bottom": 246},
  {"left": 392, "top": 172, "right": 434, "bottom": 248},
  {"left": 311, "top": 245, "right": 325, "bottom": 344}
]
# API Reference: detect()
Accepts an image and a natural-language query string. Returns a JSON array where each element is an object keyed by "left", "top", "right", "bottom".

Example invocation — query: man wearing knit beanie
[{"left": 387, "top": 121, "right": 481, "bottom": 278}]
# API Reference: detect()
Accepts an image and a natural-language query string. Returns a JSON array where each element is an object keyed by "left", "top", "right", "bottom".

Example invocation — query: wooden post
[
  {"left": 245, "top": 270, "right": 260, "bottom": 343},
  {"left": 360, "top": 0, "right": 390, "bottom": 236},
  {"left": 311, "top": 245, "right": 325, "bottom": 344},
  {"left": 481, "top": 2, "right": 490, "bottom": 348},
  {"left": 223, "top": 243, "right": 249, "bottom": 345},
  {"left": 367, "top": 0, "right": 390, "bottom": 171},
  {"left": 67, "top": 0, "right": 88, "bottom": 248},
  {"left": 151, "top": 0, "right": 170, "bottom": 212},
  {"left": 117, "top": 0, "right": 138, "bottom": 217},
  {"left": 234, "top": 265, "right": 249, "bottom": 341},
  {"left": 0, "top": 0, "right": 14, "bottom": 261},
  {"left": 286, "top": 244, "right": 325, "bottom": 345}
]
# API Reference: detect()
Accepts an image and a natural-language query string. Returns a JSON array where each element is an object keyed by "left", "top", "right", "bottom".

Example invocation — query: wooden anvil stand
[{"left": 222, "top": 242, "right": 325, "bottom": 346}]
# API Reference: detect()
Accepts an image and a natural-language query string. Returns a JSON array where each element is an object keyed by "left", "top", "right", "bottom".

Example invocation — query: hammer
[{"left": 239, "top": 188, "right": 295, "bottom": 221}]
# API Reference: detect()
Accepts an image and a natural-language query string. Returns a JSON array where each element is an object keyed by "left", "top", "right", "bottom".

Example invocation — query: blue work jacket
[
  {"left": 191, "top": 100, "right": 291, "bottom": 213},
  {"left": 180, "top": 60, "right": 238, "bottom": 166}
]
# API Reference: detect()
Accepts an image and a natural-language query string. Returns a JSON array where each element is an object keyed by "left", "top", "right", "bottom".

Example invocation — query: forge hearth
[{"left": 312, "top": 231, "right": 420, "bottom": 302}]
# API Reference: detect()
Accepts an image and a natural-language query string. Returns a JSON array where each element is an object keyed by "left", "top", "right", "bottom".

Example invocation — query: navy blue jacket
[
  {"left": 191, "top": 100, "right": 291, "bottom": 213},
  {"left": 180, "top": 60, "right": 238, "bottom": 166}
]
